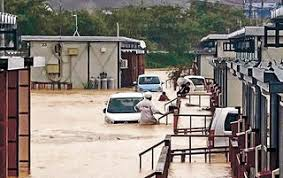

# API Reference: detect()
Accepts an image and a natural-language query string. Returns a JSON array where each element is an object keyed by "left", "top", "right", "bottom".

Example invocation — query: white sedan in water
[{"left": 103, "top": 92, "right": 143, "bottom": 124}]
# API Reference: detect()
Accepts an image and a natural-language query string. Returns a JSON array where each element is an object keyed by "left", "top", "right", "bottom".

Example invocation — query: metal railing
[
  {"left": 255, "top": 145, "right": 271, "bottom": 177},
  {"left": 173, "top": 114, "right": 212, "bottom": 135},
  {"left": 186, "top": 92, "right": 212, "bottom": 107},
  {"left": 144, "top": 146, "right": 171, "bottom": 178},
  {"left": 139, "top": 136, "right": 171, "bottom": 171},
  {"left": 162, "top": 97, "right": 180, "bottom": 125},
  {"left": 170, "top": 134, "right": 230, "bottom": 163},
  {"left": 272, "top": 168, "right": 279, "bottom": 178}
]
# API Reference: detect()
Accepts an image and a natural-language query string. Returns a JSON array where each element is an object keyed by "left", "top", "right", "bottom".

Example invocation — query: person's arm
[
  {"left": 150, "top": 103, "right": 163, "bottom": 115},
  {"left": 135, "top": 101, "right": 142, "bottom": 112}
]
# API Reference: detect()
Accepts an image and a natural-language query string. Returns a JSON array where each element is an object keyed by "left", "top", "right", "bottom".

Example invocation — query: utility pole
[
  {"left": 1, "top": 0, "right": 4, "bottom": 52},
  {"left": 116, "top": 22, "right": 119, "bottom": 37},
  {"left": 1, "top": 0, "right": 3, "bottom": 12},
  {"left": 248, "top": 0, "right": 253, "bottom": 21},
  {"left": 59, "top": 0, "right": 62, "bottom": 36},
  {"left": 261, "top": 0, "right": 263, "bottom": 24},
  {"left": 73, "top": 14, "right": 80, "bottom": 36}
]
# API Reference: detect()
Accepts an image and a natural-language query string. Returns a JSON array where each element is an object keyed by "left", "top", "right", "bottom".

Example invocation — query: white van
[{"left": 209, "top": 107, "right": 239, "bottom": 147}]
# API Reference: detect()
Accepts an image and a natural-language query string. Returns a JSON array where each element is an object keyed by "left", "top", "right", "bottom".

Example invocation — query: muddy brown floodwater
[{"left": 28, "top": 69, "right": 231, "bottom": 178}]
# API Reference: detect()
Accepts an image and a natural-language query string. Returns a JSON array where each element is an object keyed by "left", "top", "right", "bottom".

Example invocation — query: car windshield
[
  {"left": 139, "top": 76, "right": 160, "bottom": 85},
  {"left": 189, "top": 78, "right": 205, "bottom": 85},
  {"left": 107, "top": 97, "right": 143, "bottom": 113}
]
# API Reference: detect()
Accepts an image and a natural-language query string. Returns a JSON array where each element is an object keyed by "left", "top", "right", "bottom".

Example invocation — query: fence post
[{"left": 173, "top": 109, "right": 179, "bottom": 134}]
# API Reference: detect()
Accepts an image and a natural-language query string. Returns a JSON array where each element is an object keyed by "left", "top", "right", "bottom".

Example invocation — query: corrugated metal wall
[
  {"left": 18, "top": 69, "right": 31, "bottom": 174},
  {"left": 0, "top": 69, "right": 31, "bottom": 178},
  {"left": 8, "top": 70, "right": 19, "bottom": 176},
  {"left": 0, "top": 71, "right": 8, "bottom": 178}
]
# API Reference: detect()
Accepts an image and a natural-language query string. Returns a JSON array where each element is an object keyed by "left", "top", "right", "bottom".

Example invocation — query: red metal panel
[
  {"left": 0, "top": 71, "right": 8, "bottom": 178},
  {"left": 18, "top": 69, "right": 31, "bottom": 174},
  {"left": 7, "top": 70, "right": 19, "bottom": 176}
]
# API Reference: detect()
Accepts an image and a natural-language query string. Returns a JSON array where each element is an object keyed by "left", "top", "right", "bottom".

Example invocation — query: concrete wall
[
  {"left": 200, "top": 54, "right": 214, "bottom": 78},
  {"left": 29, "top": 41, "right": 118, "bottom": 88},
  {"left": 261, "top": 47, "right": 283, "bottom": 62},
  {"left": 227, "top": 71, "right": 243, "bottom": 107},
  {"left": 217, "top": 40, "right": 236, "bottom": 59}
]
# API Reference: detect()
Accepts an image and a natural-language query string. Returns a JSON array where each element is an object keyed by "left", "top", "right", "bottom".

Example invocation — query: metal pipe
[
  {"left": 255, "top": 86, "right": 261, "bottom": 130},
  {"left": 261, "top": 94, "right": 268, "bottom": 171},
  {"left": 255, "top": 145, "right": 261, "bottom": 175},
  {"left": 151, "top": 149, "right": 154, "bottom": 170},
  {"left": 139, "top": 155, "right": 142, "bottom": 170},
  {"left": 117, "top": 42, "right": 120, "bottom": 88},
  {"left": 87, "top": 42, "right": 90, "bottom": 86},
  {"left": 270, "top": 94, "right": 279, "bottom": 150},
  {"left": 272, "top": 168, "right": 279, "bottom": 178}
]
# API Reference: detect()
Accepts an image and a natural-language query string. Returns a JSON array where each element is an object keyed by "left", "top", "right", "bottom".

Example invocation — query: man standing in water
[{"left": 135, "top": 92, "right": 163, "bottom": 124}]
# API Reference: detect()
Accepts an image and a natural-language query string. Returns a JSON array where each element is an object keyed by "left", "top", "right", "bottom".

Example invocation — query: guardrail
[
  {"left": 170, "top": 134, "right": 230, "bottom": 163},
  {"left": 173, "top": 114, "right": 212, "bottom": 135},
  {"left": 145, "top": 146, "right": 171, "bottom": 178},
  {"left": 186, "top": 92, "right": 212, "bottom": 107},
  {"left": 272, "top": 168, "right": 279, "bottom": 178},
  {"left": 139, "top": 135, "right": 171, "bottom": 171},
  {"left": 161, "top": 97, "right": 179, "bottom": 125}
]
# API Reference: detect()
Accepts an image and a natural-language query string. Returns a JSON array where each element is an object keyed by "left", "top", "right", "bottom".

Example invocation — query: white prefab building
[
  {"left": 21, "top": 36, "right": 146, "bottom": 89},
  {"left": 197, "top": 34, "right": 242, "bottom": 108},
  {"left": 196, "top": 34, "right": 236, "bottom": 79}
]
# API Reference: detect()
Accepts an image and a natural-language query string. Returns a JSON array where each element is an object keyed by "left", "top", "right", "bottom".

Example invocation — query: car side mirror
[
  {"left": 161, "top": 82, "right": 164, "bottom": 85},
  {"left": 133, "top": 81, "right": 137, "bottom": 85},
  {"left": 103, "top": 108, "right": 106, "bottom": 113}
]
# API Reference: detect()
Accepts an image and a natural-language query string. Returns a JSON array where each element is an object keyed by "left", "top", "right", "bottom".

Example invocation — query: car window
[
  {"left": 107, "top": 97, "right": 143, "bottom": 113},
  {"left": 224, "top": 113, "right": 238, "bottom": 131},
  {"left": 139, "top": 76, "right": 160, "bottom": 85},
  {"left": 189, "top": 78, "right": 205, "bottom": 85}
]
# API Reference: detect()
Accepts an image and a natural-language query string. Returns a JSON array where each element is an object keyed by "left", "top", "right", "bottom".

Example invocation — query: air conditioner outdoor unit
[{"left": 120, "top": 59, "right": 128, "bottom": 69}]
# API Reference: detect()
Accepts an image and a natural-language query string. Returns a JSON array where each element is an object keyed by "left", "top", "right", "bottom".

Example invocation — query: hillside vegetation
[{"left": 6, "top": 0, "right": 253, "bottom": 67}]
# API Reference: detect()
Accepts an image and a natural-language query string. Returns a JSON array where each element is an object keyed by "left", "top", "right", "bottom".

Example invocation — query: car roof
[
  {"left": 110, "top": 92, "right": 144, "bottom": 98},
  {"left": 185, "top": 75, "right": 205, "bottom": 79}
]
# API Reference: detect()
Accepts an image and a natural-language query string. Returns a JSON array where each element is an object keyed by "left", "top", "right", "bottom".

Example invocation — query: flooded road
[{"left": 29, "top": 69, "right": 231, "bottom": 178}]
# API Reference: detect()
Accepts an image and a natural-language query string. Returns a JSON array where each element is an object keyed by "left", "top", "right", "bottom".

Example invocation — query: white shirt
[{"left": 136, "top": 98, "right": 160, "bottom": 124}]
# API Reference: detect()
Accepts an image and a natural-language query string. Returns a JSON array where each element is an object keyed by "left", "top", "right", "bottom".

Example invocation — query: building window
[{"left": 223, "top": 42, "right": 235, "bottom": 51}]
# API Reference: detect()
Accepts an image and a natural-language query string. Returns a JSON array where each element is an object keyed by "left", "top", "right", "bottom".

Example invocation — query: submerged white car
[
  {"left": 103, "top": 92, "right": 143, "bottom": 124},
  {"left": 184, "top": 75, "right": 206, "bottom": 91}
]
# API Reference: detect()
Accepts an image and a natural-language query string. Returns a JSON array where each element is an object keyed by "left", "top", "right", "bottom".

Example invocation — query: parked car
[
  {"left": 209, "top": 107, "right": 239, "bottom": 147},
  {"left": 103, "top": 92, "right": 143, "bottom": 124},
  {"left": 184, "top": 75, "right": 206, "bottom": 91},
  {"left": 134, "top": 74, "right": 163, "bottom": 92}
]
